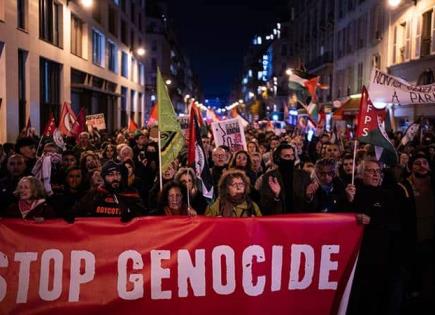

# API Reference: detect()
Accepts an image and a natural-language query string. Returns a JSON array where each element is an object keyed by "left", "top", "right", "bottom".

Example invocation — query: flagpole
[
  {"left": 36, "top": 135, "right": 45, "bottom": 158},
  {"left": 158, "top": 129, "right": 163, "bottom": 191},
  {"left": 351, "top": 139, "right": 358, "bottom": 186}
]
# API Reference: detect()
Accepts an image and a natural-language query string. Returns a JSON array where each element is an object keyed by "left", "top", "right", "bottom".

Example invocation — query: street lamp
[
  {"left": 80, "top": 0, "right": 93, "bottom": 8},
  {"left": 136, "top": 47, "right": 146, "bottom": 56},
  {"left": 388, "top": 0, "right": 401, "bottom": 8},
  {"left": 165, "top": 79, "right": 172, "bottom": 86},
  {"left": 286, "top": 68, "right": 293, "bottom": 76}
]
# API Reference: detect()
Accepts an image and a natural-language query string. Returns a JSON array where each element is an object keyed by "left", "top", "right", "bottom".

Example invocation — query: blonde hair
[{"left": 14, "top": 176, "right": 46, "bottom": 200}]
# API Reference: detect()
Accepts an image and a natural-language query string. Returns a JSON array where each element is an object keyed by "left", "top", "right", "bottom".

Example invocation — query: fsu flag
[
  {"left": 58, "top": 102, "right": 78, "bottom": 136},
  {"left": 43, "top": 112, "right": 57, "bottom": 136},
  {"left": 356, "top": 86, "right": 397, "bottom": 165},
  {"left": 188, "top": 105, "right": 214, "bottom": 199}
]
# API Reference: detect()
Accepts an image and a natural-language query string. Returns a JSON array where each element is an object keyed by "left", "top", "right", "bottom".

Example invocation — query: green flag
[{"left": 157, "top": 69, "right": 185, "bottom": 173}]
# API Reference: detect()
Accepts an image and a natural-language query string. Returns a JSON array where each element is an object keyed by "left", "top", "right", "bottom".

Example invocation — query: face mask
[
  {"left": 146, "top": 151, "right": 158, "bottom": 161},
  {"left": 278, "top": 159, "right": 294, "bottom": 171}
]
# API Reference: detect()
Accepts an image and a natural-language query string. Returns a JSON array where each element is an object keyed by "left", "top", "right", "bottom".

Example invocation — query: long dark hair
[{"left": 158, "top": 181, "right": 188, "bottom": 211}]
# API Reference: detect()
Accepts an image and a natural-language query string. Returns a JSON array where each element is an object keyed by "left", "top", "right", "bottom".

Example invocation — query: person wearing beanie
[
  {"left": 73, "top": 160, "right": 147, "bottom": 221},
  {"left": 15, "top": 137, "right": 37, "bottom": 175},
  {"left": 397, "top": 153, "right": 434, "bottom": 304}
]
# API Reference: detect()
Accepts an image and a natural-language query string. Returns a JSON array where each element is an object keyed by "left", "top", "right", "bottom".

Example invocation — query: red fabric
[
  {"left": 304, "top": 77, "right": 320, "bottom": 102},
  {"left": 0, "top": 215, "right": 363, "bottom": 315},
  {"left": 58, "top": 102, "right": 78, "bottom": 136},
  {"left": 43, "top": 113, "right": 57, "bottom": 136},
  {"left": 128, "top": 117, "right": 138, "bottom": 132},
  {"left": 147, "top": 103, "right": 158, "bottom": 127},
  {"left": 71, "top": 107, "right": 86, "bottom": 137},
  {"left": 187, "top": 105, "right": 196, "bottom": 166},
  {"left": 356, "top": 86, "right": 385, "bottom": 138}
]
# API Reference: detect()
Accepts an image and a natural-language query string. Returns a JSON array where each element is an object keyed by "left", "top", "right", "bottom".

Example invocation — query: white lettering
[
  {"left": 271, "top": 245, "right": 283, "bottom": 292},
  {"left": 69, "top": 250, "right": 95, "bottom": 302},
  {"left": 151, "top": 250, "right": 171, "bottom": 299},
  {"left": 289, "top": 245, "right": 314, "bottom": 290},
  {"left": 212, "top": 245, "right": 235, "bottom": 295},
  {"left": 0, "top": 252, "right": 8, "bottom": 302},
  {"left": 363, "top": 115, "right": 372, "bottom": 124},
  {"left": 39, "top": 249, "right": 63, "bottom": 301},
  {"left": 362, "top": 127, "right": 369, "bottom": 137},
  {"left": 14, "top": 252, "right": 37, "bottom": 303},
  {"left": 242, "top": 245, "right": 265, "bottom": 296},
  {"left": 319, "top": 245, "right": 339, "bottom": 290},
  {"left": 117, "top": 250, "right": 144, "bottom": 300},
  {"left": 177, "top": 249, "right": 206, "bottom": 297}
]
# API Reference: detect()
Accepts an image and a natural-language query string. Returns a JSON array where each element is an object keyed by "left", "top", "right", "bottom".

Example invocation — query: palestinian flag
[
  {"left": 288, "top": 69, "right": 320, "bottom": 104},
  {"left": 187, "top": 104, "right": 214, "bottom": 200},
  {"left": 356, "top": 86, "right": 397, "bottom": 165}
]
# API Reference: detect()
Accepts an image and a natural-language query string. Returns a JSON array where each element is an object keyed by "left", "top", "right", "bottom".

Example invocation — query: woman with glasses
[{"left": 205, "top": 170, "right": 261, "bottom": 217}]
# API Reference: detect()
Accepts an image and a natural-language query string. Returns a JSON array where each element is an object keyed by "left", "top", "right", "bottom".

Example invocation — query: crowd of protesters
[{"left": 0, "top": 121, "right": 434, "bottom": 314}]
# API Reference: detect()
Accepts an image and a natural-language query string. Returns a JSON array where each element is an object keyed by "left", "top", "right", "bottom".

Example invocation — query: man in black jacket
[{"left": 74, "top": 160, "right": 146, "bottom": 221}]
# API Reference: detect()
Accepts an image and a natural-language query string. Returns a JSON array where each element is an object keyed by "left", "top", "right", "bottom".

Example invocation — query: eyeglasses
[
  {"left": 364, "top": 169, "right": 382, "bottom": 175},
  {"left": 230, "top": 182, "right": 245, "bottom": 189}
]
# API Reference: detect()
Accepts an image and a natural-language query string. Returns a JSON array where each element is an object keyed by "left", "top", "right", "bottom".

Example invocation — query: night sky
[{"left": 164, "top": 0, "right": 289, "bottom": 101}]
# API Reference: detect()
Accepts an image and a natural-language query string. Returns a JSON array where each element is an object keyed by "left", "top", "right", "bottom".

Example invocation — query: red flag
[
  {"left": 190, "top": 101, "right": 204, "bottom": 127},
  {"left": 356, "top": 86, "right": 397, "bottom": 165},
  {"left": 187, "top": 105, "right": 197, "bottom": 166},
  {"left": 128, "top": 117, "right": 138, "bottom": 132},
  {"left": 147, "top": 103, "right": 158, "bottom": 127},
  {"left": 304, "top": 76, "right": 320, "bottom": 102},
  {"left": 59, "top": 102, "right": 78, "bottom": 136},
  {"left": 43, "top": 112, "right": 57, "bottom": 136},
  {"left": 71, "top": 107, "right": 86, "bottom": 137}
]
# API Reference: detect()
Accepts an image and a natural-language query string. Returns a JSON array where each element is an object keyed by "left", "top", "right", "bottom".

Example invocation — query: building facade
[{"left": 0, "top": 0, "right": 147, "bottom": 143}]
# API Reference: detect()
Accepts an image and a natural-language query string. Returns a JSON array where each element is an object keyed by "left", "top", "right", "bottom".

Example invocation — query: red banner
[{"left": 0, "top": 214, "right": 363, "bottom": 315}]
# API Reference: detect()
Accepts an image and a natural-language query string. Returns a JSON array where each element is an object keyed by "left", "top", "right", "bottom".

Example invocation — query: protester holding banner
[
  {"left": 397, "top": 153, "right": 434, "bottom": 307},
  {"left": 158, "top": 180, "right": 197, "bottom": 216},
  {"left": 73, "top": 160, "right": 146, "bottom": 221},
  {"left": 259, "top": 143, "right": 311, "bottom": 214},
  {"left": 175, "top": 167, "right": 209, "bottom": 215},
  {"left": 206, "top": 169, "right": 261, "bottom": 217},
  {"left": 347, "top": 158, "right": 404, "bottom": 315},
  {"left": 3, "top": 176, "right": 56, "bottom": 220}
]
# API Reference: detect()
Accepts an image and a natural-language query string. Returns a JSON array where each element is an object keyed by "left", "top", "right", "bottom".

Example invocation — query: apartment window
[
  {"left": 121, "top": 86, "right": 128, "bottom": 127},
  {"left": 130, "top": 30, "right": 135, "bottom": 50},
  {"left": 71, "top": 14, "right": 83, "bottom": 57},
  {"left": 372, "top": 54, "right": 381, "bottom": 70},
  {"left": 108, "top": 6, "right": 118, "bottom": 37},
  {"left": 121, "top": 19, "right": 128, "bottom": 46},
  {"left": 130, "top": 90, "right": 136, "bottom": 121},
  {"left": 357, "top": 62, "right": 363, "bottom": 91},
  {"left": 39, "top": 0, "right": 63, "bottom": 47},
  {"left": 121, "top": 51, "right": 128, "bottom": 77},
  {"left": 107, "top": 40, "right": 118, "bottom": 73},
  {"left": 18, "top": 50, "right": 27, "bottom": 131},
  {"left": 392, "top": 26, "right": 398, "bottom": 64},
  {"left": 92, "top": 29, "right": 105, "bottom": 67},
  {"left": 113, "top": 0, "right": 119, "bottom": 5},
  {"left": 421, "top": 10, "right": 433, "bottom": 57},
  {"left": 17, "top": 0, "right": 27, "bottom": 30},
  {"left": 40, "top": 57, "right": 61, "bottom": 132},
  {"left": 131, "top": 57, "right": 136, "bottom": 82},
  {"left": 138, "top": 92, "right": 143, "bottom": 127},
  {"left": 92, "top": 0, "right": 101, "bottom": 24},
  {"left": 138, "top": 63, "right": 144, "bottom": 85},
  {"left": 130, "top": 1, "right": 136, "bottom": 25}
]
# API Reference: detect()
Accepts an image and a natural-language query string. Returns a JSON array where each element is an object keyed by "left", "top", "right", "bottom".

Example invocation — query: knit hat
[
  {"left": 15, "top": 137, "right": 35, "bottom": 153},
  {"left": 409, "top": 153, "right": 428, "bottom": 168},
  {"left": 101, "top": 160, "right": 122, "bottom": 177}
]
